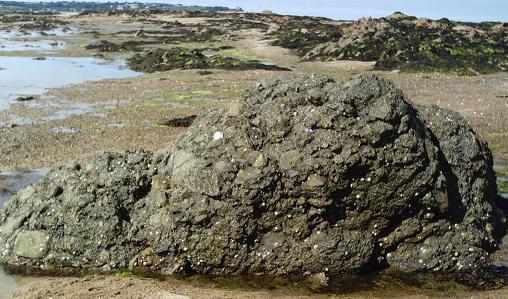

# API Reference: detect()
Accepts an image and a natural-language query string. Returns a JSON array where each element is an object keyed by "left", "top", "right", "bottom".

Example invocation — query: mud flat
[{"left": 8, "top": 272, "right": 508, "bottom": 299}]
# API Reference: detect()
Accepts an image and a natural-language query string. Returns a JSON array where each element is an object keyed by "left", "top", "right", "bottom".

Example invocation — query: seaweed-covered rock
[
  {"left": 0, "top": 75, "right": 505, "bottom": 275},
  {"left": 270, "top": 19, "right": 344, "bottom": 56},
  {"left": 270, "top": 12, "right": 508, "bottom": 75},
  {"left": 127, "top": 47, "right": 290, "bottom": 73},
  {"left": 87, "top": 39, "right": 162, "bottom": 53},
  {"left": 86, "top": 40, "right": 126, "bottom": 52}
]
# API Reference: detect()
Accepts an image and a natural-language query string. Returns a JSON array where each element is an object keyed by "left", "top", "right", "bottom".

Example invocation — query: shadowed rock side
[{"left": 0, "top": 75, "right": 505, "bottom": 276}]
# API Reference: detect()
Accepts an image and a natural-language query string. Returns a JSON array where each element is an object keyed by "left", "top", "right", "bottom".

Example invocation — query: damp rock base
[{"left": 0, "top": 75, "right": 506, "bottom": 275}]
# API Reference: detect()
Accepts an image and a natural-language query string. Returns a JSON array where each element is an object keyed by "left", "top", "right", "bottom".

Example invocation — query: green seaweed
[
  {"left": 165, "top": 90, "right": 213, "bottom": 101},
  {"left": 499, "top": 182, "right": 508, "bottom": 194},
  {"left": 116, "top": 271, "right": 135, "bottom": 278},
  {"left": 497, "top": 169, "right": 508, "bottom": 194}
]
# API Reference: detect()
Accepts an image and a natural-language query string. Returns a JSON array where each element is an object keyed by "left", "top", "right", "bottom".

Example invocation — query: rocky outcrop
[
  {"left": 127, "top": 47, "right": 290, "bottom": 73},
  {"left": 0, "top": 75, "right": 505, "bottom": 275},
  {"left": 270, "top": 13, "right": 508, "bottom": 75}
]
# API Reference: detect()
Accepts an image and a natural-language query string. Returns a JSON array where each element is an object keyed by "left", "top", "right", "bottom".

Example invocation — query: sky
[{"left": 21, "top": 1, "right": 508, "bottom": 22}]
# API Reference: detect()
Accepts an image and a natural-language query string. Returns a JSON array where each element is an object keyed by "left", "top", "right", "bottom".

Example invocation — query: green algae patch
[
  {"left": 497, "top": 170, "right": 508, "bottom": 194},
  {"left": 165, "top": 90, "right": 214, "bottom": 101},
  {"left": 127, "top": 47, "right": 291, "bottom": 73},
  {"left": 374, "top": 25, "right": 508, "bottom": 75},
  {"left": 497, "top": 169, "right": 508, "bottom": 177},
  {"left": 116, "top": 271, "right": 135, "bottom": 278},
  {"left": 219, "top": 48, "right": 265, "bottom": 61},
  {"left": 499, "top": 181, "right": 508, "bottom": 194}
]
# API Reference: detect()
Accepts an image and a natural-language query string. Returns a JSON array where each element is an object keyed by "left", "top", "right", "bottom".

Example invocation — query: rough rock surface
[{"left": 0, "top": 75, "right": 505, "bottom": 275}]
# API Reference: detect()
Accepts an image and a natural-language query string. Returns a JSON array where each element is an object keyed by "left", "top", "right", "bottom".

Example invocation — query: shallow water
[
  {"left": 43, "top": 99, "right": 125, "bottom": 121},
  {"left": 0, "top": 99, "right": 129, "bottom": 126},
  {"left": 0, "top": 28, "right": 75, "bottom": 39},
  {"left": 260, "top": 61, "right": 278, "bottom": 66},
  {"left": 0, "top": 266, "right": 40, "bottom": 298},
  {"left": 180, "top": 271, "right": 477, "bottom": 297},
  {"left": 0, "top": 56, "right": 140, "bottom": 110},
  {"left": 0, "top": 269, "right": 497, "bottom": 298},
  {"left": 0, "top": 39, "right": 65, "bottom": 52}
]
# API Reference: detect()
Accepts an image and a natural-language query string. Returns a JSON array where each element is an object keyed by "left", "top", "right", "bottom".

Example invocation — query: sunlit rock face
[{"left": 0, "top": 75, "right": 505, "bottom": 275}]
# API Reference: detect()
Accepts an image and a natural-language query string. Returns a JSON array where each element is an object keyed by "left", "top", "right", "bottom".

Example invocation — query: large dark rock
[{"left": 0, "top": 75, "right": 505, "bottom": 275}]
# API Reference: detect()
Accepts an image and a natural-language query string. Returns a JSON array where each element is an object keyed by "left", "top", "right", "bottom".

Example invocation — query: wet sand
[{"left": 8, "top": 274, "right": 508, "bottom": 299}]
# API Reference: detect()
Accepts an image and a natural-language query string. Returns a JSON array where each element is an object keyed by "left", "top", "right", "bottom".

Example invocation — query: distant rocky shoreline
[{"left": 0, "top": 1, "right": 238, "bottom": 13}]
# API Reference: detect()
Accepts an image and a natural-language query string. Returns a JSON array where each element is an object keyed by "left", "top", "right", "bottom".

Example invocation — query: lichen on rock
[{"left": 0, "top": 75, "right": 505, "bottom": 275}]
